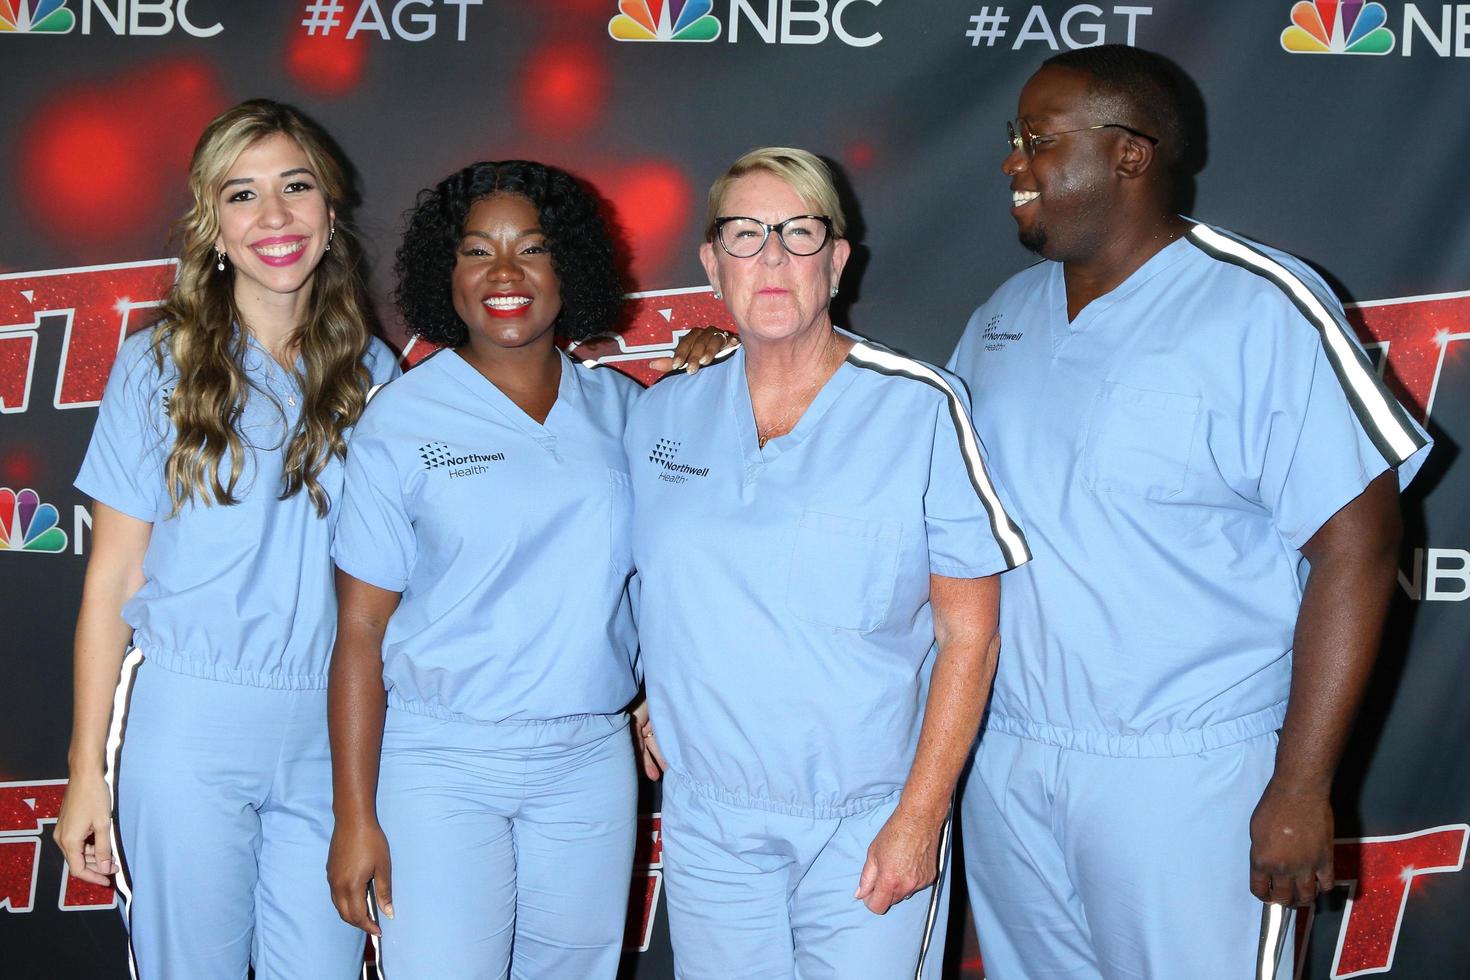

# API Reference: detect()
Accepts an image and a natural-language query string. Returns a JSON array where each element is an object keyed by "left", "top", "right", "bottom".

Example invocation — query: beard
[{"left": 1018, "top": 222, "right": 1046, "bottom": 255}]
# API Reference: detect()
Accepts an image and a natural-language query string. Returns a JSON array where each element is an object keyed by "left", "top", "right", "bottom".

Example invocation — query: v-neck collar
[
  {"left": 240, "top": 329, "right": 304, "bottom": 415},
  {"left": 1048, "top": 235, "right": 1192, "bottom": 352},
  {"left": 728, "top": 341, "right": 858, "bottom": 470},
  {"left": 439, "top": 348, "right": 577, "bottom": 442}
]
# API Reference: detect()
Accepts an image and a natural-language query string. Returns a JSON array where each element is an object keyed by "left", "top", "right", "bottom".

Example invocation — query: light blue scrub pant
[
  {"left": 961, "top": 729, "right": 1293, "bottom": 980},
  {"left": 660, "top": 774, "right": 951, "bottom": 980},
  {"left": 372, "top": 709, "right": 637, "bottom": 980},
  {"left": 111, "top": 658, "right": 364, "bottom": 979}
]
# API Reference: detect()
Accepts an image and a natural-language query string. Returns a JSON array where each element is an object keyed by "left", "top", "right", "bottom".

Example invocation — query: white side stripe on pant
[
  {"left": 364, "top": 880, "right": 386, "bottom": 980},
  {"left": 1256, "top": 902, "right": 1290, "bottom": 980},
  {"left": 913, "top": 815, "right": 954, "bottom": 980},
  {"left": 103, "top": 647, "right": 145, "bottom": 980}
]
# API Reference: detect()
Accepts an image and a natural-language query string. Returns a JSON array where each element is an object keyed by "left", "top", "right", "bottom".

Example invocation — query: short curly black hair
[{"left": 394, "top": 161, "right": 623, "bottom": 346}]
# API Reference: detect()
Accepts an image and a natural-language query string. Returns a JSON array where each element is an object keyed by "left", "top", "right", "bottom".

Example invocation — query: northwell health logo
[
  {"left": 1, "top": 488, "right": 69, "bottom": 554},
  {"left": 649, "top": 438, "right": 709, "bottom": 483},
  {"left": 610, "top": 0, "right": 720, "bottom": 41},
  {"left": 0, "top": 0, "right": 74, "bottom": 32},
  {"left": 419, "top": 442, "right": 505, "bottom": 479},
  {"left": 1281, "top": 0, "right": 1394, "bottom": 54}
]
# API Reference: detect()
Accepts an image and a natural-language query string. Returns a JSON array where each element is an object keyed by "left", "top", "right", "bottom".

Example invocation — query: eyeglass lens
[{"left": 718, "top": 217, "right": 830, "bottom": 257}]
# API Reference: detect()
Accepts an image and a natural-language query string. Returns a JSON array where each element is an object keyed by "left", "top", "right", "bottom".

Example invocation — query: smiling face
[
  {"left": 1003, "top": 66, "right": 1121, "bottom": 263},
  {"left": 699, "top": 170, "right": 849, "bottom": 344},
  {"left": 450, "top": 193, "right": 563, "bottom": 352},
  {"left": 214, "top": 132, "right": 334, "bottom": 305}
]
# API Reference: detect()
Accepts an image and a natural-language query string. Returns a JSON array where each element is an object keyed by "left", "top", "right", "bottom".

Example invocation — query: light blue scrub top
[
  {"left": 626, "top": 336, "right": 1030, "bottom": 818},
  {"left": 332, "top": 349, "right": 641, "bottom": 724},
  {"left": 947, "top": 223, "right": 1431, "bottom": 758},
  {"left": 75, "top": 328, "right": 400, "bottom": 689}
]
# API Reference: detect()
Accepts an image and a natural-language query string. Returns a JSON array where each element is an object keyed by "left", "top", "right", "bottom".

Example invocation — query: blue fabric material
[
  {"left": 75, "top": 330, "right": 399, "bottom": 689},
  {"left": 373, "top": 709, "right": 636, "bottom": 980},
  {"left": 947, "top": 225, "right": 1430, "bottom": 757},
  {"left": 961, "top": 729, "right": 1292, "bottom": 980},
  {"left": 626, "top": 334, "right": 1027, "bottom": 818},
  {"left": 114, "top": 660, "right": 364, "bottom": 979},
  {"left": 333, "top": 349, "right": 641, "bottom": 723},
  {"left": 661, "top": 774, "right": 949, "bottom": 980}
]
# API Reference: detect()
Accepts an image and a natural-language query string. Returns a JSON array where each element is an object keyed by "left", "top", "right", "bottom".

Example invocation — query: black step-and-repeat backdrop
[{"left": 1, "top": 2, "right": 1466, "bottom": 977}]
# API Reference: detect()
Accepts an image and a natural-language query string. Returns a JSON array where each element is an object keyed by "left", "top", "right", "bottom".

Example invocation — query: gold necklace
[{"left": 755, "top": 338, "right": 841, "bottom": 449}]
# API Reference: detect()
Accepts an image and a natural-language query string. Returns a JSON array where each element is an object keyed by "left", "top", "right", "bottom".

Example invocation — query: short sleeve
[
  {"left": 1259, "top": 309, "right": 1430, "bottom": 549},
  {"left": 332, "top": 421, "right": 416, "bottom": 592},
  {"left": 364, "top": 336, "right": 402, "bottom": 386},
  {"left": 74, "top": 335, "right": 167, "bottom": 522},
  {"left": 924, "top": 376, "right": 1031, "bottom": 578}
]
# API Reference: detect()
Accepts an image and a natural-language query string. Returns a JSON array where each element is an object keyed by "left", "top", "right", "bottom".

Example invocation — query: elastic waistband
[
  {"left": 384, "top": 703, "right": 628, "bottom": 751},
  {"left": 139, "top": 648, "right": 328, "bottom": 691},
  {"left": 668, "top": 771, "right": 899, "bottom": 820},
  {"left": 387, "top": 691, "right": 628, "bottom": 728},
  {"left": 985, "top": 700, "right": 1288, "bottom": 758}
]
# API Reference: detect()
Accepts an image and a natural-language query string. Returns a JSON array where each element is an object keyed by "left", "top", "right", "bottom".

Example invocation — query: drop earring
[
  {"left": 215, "top": 249, "right": 226, "bottom": 272},
  {"left": 325, "top": 226, "right": 335, "bottom": 253}
]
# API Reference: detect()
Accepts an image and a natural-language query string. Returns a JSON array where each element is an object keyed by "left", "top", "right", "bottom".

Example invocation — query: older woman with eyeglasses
[{"left": 624, "top": 147, "right": 1031, "bottom": 980}]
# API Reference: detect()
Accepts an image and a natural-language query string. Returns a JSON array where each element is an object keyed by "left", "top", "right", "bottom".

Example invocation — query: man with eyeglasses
[{"left": 945, "top": 45, "right": 1430, "bottom": 979}]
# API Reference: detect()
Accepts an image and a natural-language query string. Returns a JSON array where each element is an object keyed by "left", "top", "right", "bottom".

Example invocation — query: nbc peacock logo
[
  {"left": 609, "top": 0, "right": 721, "bottom": 42},
  {"left": 0, "top": 0, "right": 76, "bottom": 34},
  {"left": 1, "top": 488, "right": 69, "bottom": 554},
  {"left": 1281, "top": 0, "right": 1394, "bottom": 55}
]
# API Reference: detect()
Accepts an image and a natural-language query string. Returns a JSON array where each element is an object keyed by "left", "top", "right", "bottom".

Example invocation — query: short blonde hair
[{"left": 704, "top": 147, "right": 847, "bottom": 241}]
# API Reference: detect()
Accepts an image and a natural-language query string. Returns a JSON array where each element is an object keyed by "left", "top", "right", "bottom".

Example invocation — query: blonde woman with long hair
[{"left": 53, "top": 99, "right": 397, "bottom": 979}]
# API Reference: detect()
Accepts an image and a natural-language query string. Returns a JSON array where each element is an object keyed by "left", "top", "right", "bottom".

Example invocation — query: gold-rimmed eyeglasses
[{"left": 1006, "top": 119, "right": 1158, "bottom": 159}]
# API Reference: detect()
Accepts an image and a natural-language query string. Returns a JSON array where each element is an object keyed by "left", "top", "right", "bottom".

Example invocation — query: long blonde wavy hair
[{"left": 153, "top": 99, "right": 375, "bottom": 517}]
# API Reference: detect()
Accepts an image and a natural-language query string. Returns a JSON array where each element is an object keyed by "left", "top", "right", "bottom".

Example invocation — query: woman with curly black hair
[{"left": 323, "top": 160, "right": 646, "bottom": 979}]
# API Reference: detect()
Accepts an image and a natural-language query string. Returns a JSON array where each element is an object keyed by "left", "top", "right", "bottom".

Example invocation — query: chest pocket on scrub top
[
  {"left": 608, "top": 468, "right": 634, "bottom": 574},
  {"left": 1082, "top": 382, "right": 1200, "bottom": 500},
  {"left": 786, "top": 510, "right": 902, "bottom": 632}
]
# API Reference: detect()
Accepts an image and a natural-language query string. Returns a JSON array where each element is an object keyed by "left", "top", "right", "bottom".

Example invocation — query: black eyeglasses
[
  {"left": 1006, "top": 118, "right": 1158, "bottom": 158},
  {"left": 712, "top": 215, "right": 834, "bottom": 258}
]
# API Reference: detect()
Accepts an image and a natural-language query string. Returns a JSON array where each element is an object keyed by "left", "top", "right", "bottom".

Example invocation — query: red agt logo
[
  {"left": 0, "top": 259, "right": 176, "bottom": 414},
  {"left": 5, "top": 777, "right": 1460, "bottom": 980},
  {"left": 625, "top": 812, "right": 665, "bottom": 952},
  {"left": 1, "top": 261, "right": 1455, "bottom": 417},
  {"left": 1347, "top": 289, "right": 1470, "bottom": 424},
  {"left": 0, "top": 780, "right": 115, "bottom": 912}
]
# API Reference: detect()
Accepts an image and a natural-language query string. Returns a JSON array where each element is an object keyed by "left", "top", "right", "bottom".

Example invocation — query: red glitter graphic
[
  {"left": 0, "top": 838, "right": 41, "bottom": 912},
  {"left": 0, "top": 780, "right": 115, "bottom": 913},
  {"left": 575, "top": 287, "right": 735, "bottom": 386},
  {"left": 0, "top": 260, "right": 177, "bottom": 413},
  {"left": 1330, "top": 824, "right": 1468, "bottom": 977},
  {"left": 1348, "top": 290, "right": 1470, "bottom": 424},
  {"left": 624, "top": 813, "right": 664, "bottom": 953}
]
